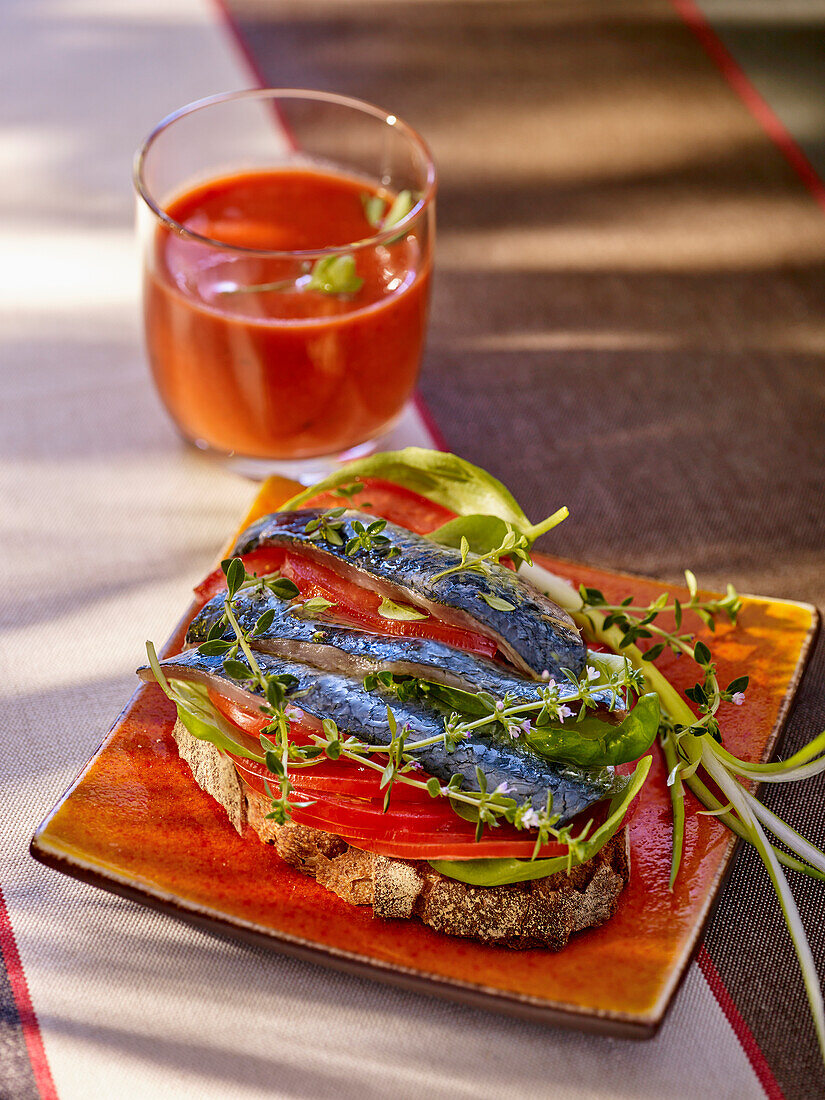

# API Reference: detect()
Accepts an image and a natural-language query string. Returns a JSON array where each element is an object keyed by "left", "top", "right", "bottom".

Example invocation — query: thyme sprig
[
  {"left": 282, "top": 714, "right": 582, "bottom": 848},
  {"left": 430, "top": 527, "right": 533, "bottom": 584},
  {"left": 304, "top": 509, "right": 400, "bottom": 558},
  {"left": 365, "top": 661, "right": 642, "bottom": 745},
  {"left": 333, "top": 480, "right": 368, "bottom": 504},
  {"left": 344, "top": 517, "right": 400, "bottom": 557},
  {"left": 304, "top": 506, "right": 347, "bottom": 546},
  {"left": 198, "top": 559, "right": 306, "bottom": 822},
  {"left": 578, "top": 579, "right": 746, "bottom": 742}
]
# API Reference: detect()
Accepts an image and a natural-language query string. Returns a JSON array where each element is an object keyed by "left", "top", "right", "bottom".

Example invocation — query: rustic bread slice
[{"left": 171, "top": 718, "right": 630, "bottom": 949}]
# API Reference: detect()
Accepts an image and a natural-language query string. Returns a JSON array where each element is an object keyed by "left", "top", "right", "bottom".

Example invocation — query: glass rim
[{"left": 133, "top": 88, "right": 437, "bottom": 258}]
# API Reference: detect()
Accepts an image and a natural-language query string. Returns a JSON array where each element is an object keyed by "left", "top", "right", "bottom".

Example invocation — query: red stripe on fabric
[
  {"left": 0, "top": 884, "right": 58, "bottom": 1100},
  {"left": 210, "top": 0, "right": 268, "bottom": 90},
  {"left": 670, "top": 0, "right": 825, "bottom": 215},
  {"left": 698, "top": 946, "right": 785, "bottom": 1100},
  {"left": 209, "top": 0, "right": 299, "bottom": 150},
  {"left": 412, "top": 392, "right": 448, "bottom": 451}
]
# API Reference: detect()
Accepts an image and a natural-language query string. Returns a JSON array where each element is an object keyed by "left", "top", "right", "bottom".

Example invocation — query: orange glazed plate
[{"left": 30, "top": 477, "right": 819, "bottom": 1039}]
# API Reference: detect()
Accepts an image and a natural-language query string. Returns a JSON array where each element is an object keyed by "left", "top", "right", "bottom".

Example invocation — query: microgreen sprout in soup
[{"left": 143, "top": 448, "right": 825, "bottom": 1058}]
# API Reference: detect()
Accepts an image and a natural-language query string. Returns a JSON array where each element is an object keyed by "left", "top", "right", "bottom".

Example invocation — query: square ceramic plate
[{"left": 30, "top": 477, "right": 818, "bottom": 1039}]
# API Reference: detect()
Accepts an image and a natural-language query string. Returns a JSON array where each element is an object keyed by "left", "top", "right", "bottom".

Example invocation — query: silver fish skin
[
  {"left": 187, "top": 590, "right": 621, "bottom": 710},
  {"left": 143, "top": 649, "right": 617, "bottom": 822},
  {"left": 231, "top": 510, "right": 586, "bottom": 679}
]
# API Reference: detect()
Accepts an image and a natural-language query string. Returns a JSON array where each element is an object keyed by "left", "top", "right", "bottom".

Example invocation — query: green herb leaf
[
  {"left": 479, "top": 593, "right": 515, "bottom": 612},
  {"left": 333, "top": 480, "right": 366, "bottom": 503},
  {"left": 223, "top": 658, "right": 253, "bottom": 681},
  {"left": 264, "top": 750, "right": 283, "bottom": 776},
  {"left": 224, "top": 558, "right": 245, "bottom": 599},
  {"left": 430, "top": 514, "right": 517, "bottom": 557},
  {"left": 196, "top": 639, "right": 234, "bottom": 656},
  {"left": 307, "top": 254, "right": 363, "bottom": 295},
  {"left": 267, "top": 577, "right": 300, "bottom": 601},
  {"left": 376, "top": 596, "right": 429, "bottom": 621},
  {"left": 253, "top": 609, "right": 276, "bottom": 635}
]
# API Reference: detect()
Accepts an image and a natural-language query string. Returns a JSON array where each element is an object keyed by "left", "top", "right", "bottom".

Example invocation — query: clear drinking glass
[{"left": 134, "top": 89, "right": 436, "bottom": 480}]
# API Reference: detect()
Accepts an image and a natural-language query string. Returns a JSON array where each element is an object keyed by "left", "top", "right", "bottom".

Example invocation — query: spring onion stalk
[
  {"left": 702, "top": 746, "right": 825, "bottom": 1059},
  {"left": 523, "top": 561, "right": 825, "bottom": 1062},
  {"left": 659, "top": 727, "right": 685, "bottom": 890},
  {"left": 712, "top": 745, "right": 825, "bottom": 783},
  {"left": 526, "top": 505, "right": 569, "bottom": 540},
  {"left": 712, "top": 728, "right": 825, "bottom": 776},
  {"left": 684, "top": 770, "right": 825, "bottom": 879},
  {"left": 740, "top": 790, "right": 825, "bottom": 875}
]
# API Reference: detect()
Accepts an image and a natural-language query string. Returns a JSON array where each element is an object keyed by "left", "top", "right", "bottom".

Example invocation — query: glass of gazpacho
[{"left": 134, "top": 90, "right": 435, "bottom": 480}]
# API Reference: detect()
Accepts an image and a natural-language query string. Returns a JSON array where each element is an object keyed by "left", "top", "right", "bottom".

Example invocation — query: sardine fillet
[{"left": 171, "top": 719, "right": 629, "bottom": 949}]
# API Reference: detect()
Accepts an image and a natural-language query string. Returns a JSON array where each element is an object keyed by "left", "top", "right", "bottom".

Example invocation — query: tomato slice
[
  {"left": 236, "top": 759, "right": 572, "bottom": 859},
  {"left": 288, "top": 818, "right": 571, "bottom": 861},
  {"left": 195, "top": 546, "right": 497, "bottom": 659},
  {"left": 194, "top": 548, "right": 288, "bottom": 604},
  {"left": 208, "top": 688, "right": 272, "bottom": 736},
  {"left": 280, "top": 554, "right": 497, "bottom": 658},
  {"left": 302, "top": 478, "right": 456, "bottom": 535}
]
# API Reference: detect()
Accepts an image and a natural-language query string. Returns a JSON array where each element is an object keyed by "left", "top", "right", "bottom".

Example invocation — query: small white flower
[
  {"left": 558, "top": 704, "right": 574, "bottom": 720},
  {"left": 732, "top": 691, "right": 746, "bottom": 706},
  {"left": 495, "top": 700, "right": 505, "bottom": 712},
  {"left": 521, "top": 809, "right": 540, "bottom": 829},
  {"left": 541, "top": 669, "right": 551, "bottom": 681},
  {"left": 494, "top": 781, "right": 513, "bottom": 796},
  {"left": 508, "top": 726, "right": 520, "bottom": 740},
  {"left": 520, "top": 719, "right": 533, "bottom": 736},
  {"left": 586, "top": 665, "right": 600, "bottom": 682}
]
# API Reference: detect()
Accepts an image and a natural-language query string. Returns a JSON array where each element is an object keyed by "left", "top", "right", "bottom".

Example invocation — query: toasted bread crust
[{"left": 172, "top": 719, "right": 630, "bottom": 949}]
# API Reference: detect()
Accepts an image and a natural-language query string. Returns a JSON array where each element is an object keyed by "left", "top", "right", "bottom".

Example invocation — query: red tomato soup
[{"left": 144, "top": 168, "right": 432, "bottom": 459}]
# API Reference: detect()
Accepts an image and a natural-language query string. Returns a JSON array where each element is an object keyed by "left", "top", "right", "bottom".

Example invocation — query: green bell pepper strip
[{"left": 527, "top": 693, "right": 660, "bottom": 767}]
